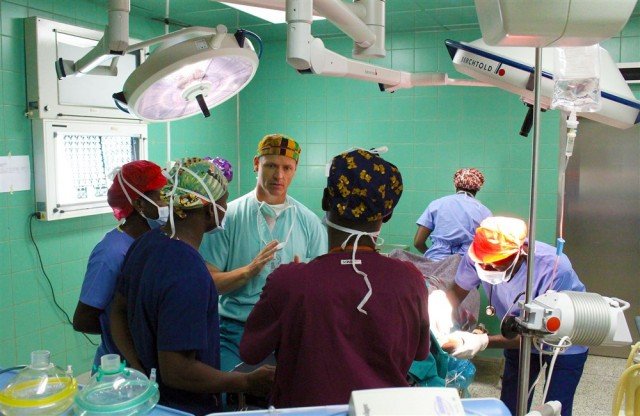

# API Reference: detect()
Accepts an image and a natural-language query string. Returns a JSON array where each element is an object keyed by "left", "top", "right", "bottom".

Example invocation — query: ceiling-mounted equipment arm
[
  {"left": 285, "top": 0, "right": 489, "bottom": 92},
  {"left": 312, "top": 0, "right": 373, "bottom": 48},
  {"left": 57, "top": 0, "right": 219, "bottom": 80},
  {"left": 56, "top": 0, "right": 129, "bottom": 78}
]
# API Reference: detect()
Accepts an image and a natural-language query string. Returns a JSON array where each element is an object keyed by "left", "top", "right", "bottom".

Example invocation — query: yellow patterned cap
[{"left": 256, "top": 134, "right": 301, "bottom": 162}]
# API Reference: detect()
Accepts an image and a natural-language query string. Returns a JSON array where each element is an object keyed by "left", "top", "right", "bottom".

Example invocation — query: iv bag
[{"left": 551, "top": 45, "right": 602, "bottom": 113}]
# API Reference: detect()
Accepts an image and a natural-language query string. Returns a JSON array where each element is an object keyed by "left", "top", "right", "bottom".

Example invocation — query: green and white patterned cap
[{"left": 161, "top": 157, "right": 228, "bottom": 214}]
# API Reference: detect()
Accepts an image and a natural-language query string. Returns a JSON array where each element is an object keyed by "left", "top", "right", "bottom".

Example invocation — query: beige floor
[{"left": 469, "top": 355, "right": 628, "bottom": 416}]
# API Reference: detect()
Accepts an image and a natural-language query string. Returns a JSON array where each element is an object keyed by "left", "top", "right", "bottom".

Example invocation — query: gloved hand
[{"left": 447, "top": 330, "right": 489, "bottom": 359}]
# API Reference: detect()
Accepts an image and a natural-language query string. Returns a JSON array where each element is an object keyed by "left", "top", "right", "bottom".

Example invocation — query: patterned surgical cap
[
  {"left": 469, "top": 216, "right": 528, "bottom": 264},
  {"left": 256, "top": 133, "right": 301, "bottom": 163},
  {"left": 326, "top": 149, "right": 403, "bottom": 222},
  {"left": 162, "top": 157, "right": 228, "bottom": 217},
  {"left": 204, "top": 156, "right": 233, "bottom": 182},
  {"left": 454, "top": 168, "right": 485, "bottom": 191}
]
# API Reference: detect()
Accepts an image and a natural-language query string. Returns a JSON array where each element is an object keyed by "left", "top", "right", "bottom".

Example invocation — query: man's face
[{"left": 254, "top": 154, "right": 297, "bottom": 204}]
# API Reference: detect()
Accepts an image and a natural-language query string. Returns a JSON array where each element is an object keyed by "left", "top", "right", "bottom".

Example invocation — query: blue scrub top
[
  {"left": 79, "top": 228, "right": 133, "bottom": 368},
  {"left": 455, "top": 240, "right": 588, "bottom": 354},
  {"left": 416, "top": 193, "right": 492, "bottom": 261},
  {"left": 117, "top": 228, "right": 221, "bottom": 415},
  {"left": 201, "top": 191, "right": 327, "bottom": 322}
]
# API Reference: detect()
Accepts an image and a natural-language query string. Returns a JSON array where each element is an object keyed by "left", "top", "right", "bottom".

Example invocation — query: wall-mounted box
[
  {"left": 25, "top": 17, "right": 150, "bottom": 220},
  {"left": 25, "top": 16, "right": 146, "bottom": 120},
  {"left": 33, "top": 119, "right": 148, "bottom": 221}
]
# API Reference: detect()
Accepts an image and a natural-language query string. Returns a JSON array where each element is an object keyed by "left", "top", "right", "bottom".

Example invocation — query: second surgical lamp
[{"left": 55, "top": 0, "right": 260, "bottom": 122}]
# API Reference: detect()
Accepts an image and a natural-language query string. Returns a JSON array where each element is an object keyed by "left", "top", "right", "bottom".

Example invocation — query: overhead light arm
[
  {"left": 56, "top": 0, "right": 129, "bottom": 78},
  {"left": 312, "top": 0, "right": 373, "bottom": 48},
  {"left": 126, "top": 27, "right": 217, "bottom": 53},
  {"left": 57, "top": 0, "right": 220, "bottom": 79},
  {"left": 285, "top": 0, "right": 489, "bottom": 92}
]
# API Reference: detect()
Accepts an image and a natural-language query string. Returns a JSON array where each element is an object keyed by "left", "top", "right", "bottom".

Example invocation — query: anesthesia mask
[{"left": 474, "top": 250, "right": 521, "bottom": 285}]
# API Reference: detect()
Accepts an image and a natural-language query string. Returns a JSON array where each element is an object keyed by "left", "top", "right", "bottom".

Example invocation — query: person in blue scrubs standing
[
  {"left": 414, "top": 168, "right": 492, "bottom": 261},
  {"left": 445, "top": 216, "right": 588, "bottom": 416},
  {"left": 72, "top": 160, "right": 168, "bottom": 370},
  {"left": 200, "top": 134, "right": 327, "bottom": 371}
]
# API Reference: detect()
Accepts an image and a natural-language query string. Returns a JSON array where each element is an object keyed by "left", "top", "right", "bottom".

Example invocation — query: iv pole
[{"left": 516, "top": 47, "right": 543, "bottom": 416}]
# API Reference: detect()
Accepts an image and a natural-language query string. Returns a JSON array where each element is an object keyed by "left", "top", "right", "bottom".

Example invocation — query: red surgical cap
[{"left": 107, "top": 160, "right": 167, "bottom": 220}]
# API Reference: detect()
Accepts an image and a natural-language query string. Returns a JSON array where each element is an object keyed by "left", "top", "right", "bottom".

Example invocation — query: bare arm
[
  {"left": 72, "top": 301, "right": 102, "bottom": 334},
  {"left": 447, "top": 283, "right": 469, "bottom": 310},
  {"left": 159, "top": 350, "right": 275, "bottom": 395},
  {"left": 487, "top": 334, "right": 521, "bottom": 349},
  {"left": 413, "top": 226, "right": 431, "bottom": 254},
  {"left": 109, "top": 293, "right": 144, "bottom": 372},
  {"left": 207, "top": 241, "right": 279, "bottom": 294},
  {"left": 446, "top": 283, "right": 520, "bottom": 350}
]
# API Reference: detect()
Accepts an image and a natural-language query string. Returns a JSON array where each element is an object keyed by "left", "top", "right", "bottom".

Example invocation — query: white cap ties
[
  {"left": 162, "top": 161, "right": 226, "bottom": 239},
  {"left": 324, "top": 217, "right": 384, "bottom": 315}
]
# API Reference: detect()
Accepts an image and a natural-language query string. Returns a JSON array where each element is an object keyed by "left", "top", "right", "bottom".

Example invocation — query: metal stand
[{"left": 516, "top": 47, "right": 543, "bottom": 416}]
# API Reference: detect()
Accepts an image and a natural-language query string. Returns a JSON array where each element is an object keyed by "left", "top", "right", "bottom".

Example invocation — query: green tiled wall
[
  {"left": 1, "top": 0, "right": 640, "bottom": 376},
  {"left": 0, "top": 0, "right": 240, "bottom": 374},
  {"left": 238, "top": 30, "right": 562, "bottom": 249}
]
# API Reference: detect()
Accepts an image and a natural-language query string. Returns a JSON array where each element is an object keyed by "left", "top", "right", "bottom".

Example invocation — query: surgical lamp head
[
  {"left": 56, "top": 0, "right": 260, "bottom": 122},
  {"left": 114, "top": 27, "right": 259, "bottom": 122}
]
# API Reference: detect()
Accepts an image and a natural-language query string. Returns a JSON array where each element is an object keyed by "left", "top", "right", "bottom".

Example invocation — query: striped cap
[{"left": 256, "top": 134, "right": 301, "bottom": 162}]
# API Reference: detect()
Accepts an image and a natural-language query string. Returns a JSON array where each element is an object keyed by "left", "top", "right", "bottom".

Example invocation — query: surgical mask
[
  {"left": 163, "top": 161, "right": 226, "bottom": 238},
  {"left": 114, "top": 169, "right": 169, "bottom": 226},
  {"left": 142, "top": 205, "right": 170, "bottom": 229},
  {"left": 257, "top": 202, "right": 296, "bottom": 251},
  {"left": 323, "top": 216, "right": 384, "bottom": 315},
  {"left": 474, "top": 251, "right": 521, "bottom": 285}
]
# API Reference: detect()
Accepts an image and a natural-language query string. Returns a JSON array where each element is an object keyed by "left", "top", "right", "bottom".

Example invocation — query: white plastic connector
[
  {"left": 565, "top": 111, "right": 578, "bottom": 157},
  {"left": 566, "top": 111, "right": 579, "bottom": 129}
]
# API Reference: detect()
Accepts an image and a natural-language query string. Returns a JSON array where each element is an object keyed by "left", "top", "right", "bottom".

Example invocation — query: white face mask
[
  {"left": 474, "top": 251, "right": 521, "bottom": 285},
  {"left": 257, "top": 202, "right": 296, "bottom": 251},
  {"left": 145, "top": 206, "right": 170, "bottom": 229},
  {"left": 114, "top": 169, "right": 168, "bottom": 226},
  {"left": 323, "top": 216, "right": 384, "bottom": 315}
]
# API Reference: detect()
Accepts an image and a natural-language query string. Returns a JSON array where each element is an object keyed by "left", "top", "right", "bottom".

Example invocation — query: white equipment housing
[
  {"left": 25, "top": 17, "right": 144, "bottom": 120},
  {"left": 517, "top": 291, "right": 632, "bottom": 348},
  {"left": 25, "top": 17, "right": 148, "bottom": 221},
  {"left": 446, "top": 38, "right": 640, "bottom": 129},
  {"left": 476, "top": 0, "right": 637, "bottom": 47},
  {"left": 348, "top": 388, "right": 464, "bottom": 416}
]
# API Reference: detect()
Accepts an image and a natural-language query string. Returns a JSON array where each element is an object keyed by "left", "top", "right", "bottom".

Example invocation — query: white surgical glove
[{"left": 449, "top": 330, "right": 489, "bottom": 359}]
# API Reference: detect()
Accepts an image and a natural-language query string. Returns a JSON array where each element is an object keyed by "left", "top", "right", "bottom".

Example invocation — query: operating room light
[
  {"left": 57, "top": 0, "right": 260, "bottom": 122},
  {"left": 116, "top": 29, "right": 259, "bottom": 122},
  {"left": 123, "top": 34, "right": 258, "bottom": 121}
]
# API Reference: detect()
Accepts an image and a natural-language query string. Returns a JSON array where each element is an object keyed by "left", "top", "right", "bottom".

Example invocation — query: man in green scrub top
[{"left": 201, "top": 134, "right": 327, "bottom": 371}]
